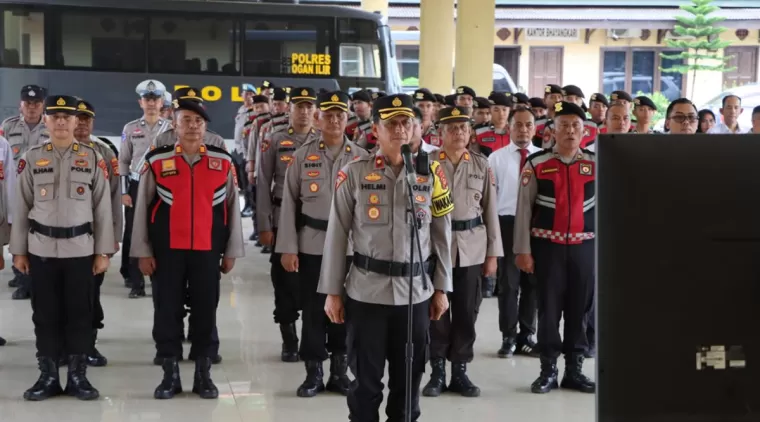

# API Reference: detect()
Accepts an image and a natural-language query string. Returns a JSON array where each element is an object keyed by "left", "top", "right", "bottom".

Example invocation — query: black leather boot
[
  {"left": 279, "top": 323, "right": 299, "bottom": 362},
  {"left": 560, "top": 354, "right": 596, "bottom": 393},
  {"left": 421, "top": 358, "right": 447, "bottom": 397},
  {"left": 154, "top": 358, "right": 183, "bottom": 399},
  {"left": 87, "top": 330, "right": 108, "bottom": 367},
  {"left": 189, "top": 352, "right": 223, "bottom": 364},
  {"left": 448, "top": 362, "right": 480, "bottom": 397},
  {"left": 154, "top": 354, "right": 183, "bottom": 365},
  {"left": 192, "top": 357, "right": 219, "bottom": 399},
  {"left": 325, "top": 354, "right": 350, "bottom": 395},
  {"left": 296, "top": 361, "right": 325, "bottom": 397},
  {"left": 128, "top": 281, "right": 146, "bottom": 299},
  {"left": 531, "top": 356, "right": 559, "bottom": 394},
  {"left": 23, "top": 357, "right": 63, "bottom": 401},
  {"left": 8, "top": 275, "right": 19, "bottom": 288},
  {"left": 64, "top": 354, "right": 99, "bottom": 400},
  {"left": 497, "top": 337, "right": 516, "bottom": 358},
  {"left": 12, "top": 285, "right": 30, "bottom": 300}
]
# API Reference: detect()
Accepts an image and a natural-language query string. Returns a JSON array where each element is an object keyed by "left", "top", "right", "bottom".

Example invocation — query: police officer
[
  {"left": 412, "top": 89, "right": 440, "bottom": 148},
  {"left": 348, "top": 89, "right": 373, "bottom": 140},
  {"left": 563, "top": 85, "right": 599, "bottom": 149},
  {"left": 588, "top": 93, "right": 609, "bottom": 127},
  {"left": 513, "top": 92, "right": 531, "bottom": 108},
  {"left": 73, "top": 99, "right": 122, "bottom": 367},
  {"left": 471, "top": 97, "right": 492, "bottom": 126},
  {"left": 488, "top": 107, "right": 541, "bottom": 359},
  {"left": 528, "top": 97, "right": 547, "bottom": 119},
  {"left": 130, "top": 97, "right": 244, "bottom": 400},
  {"left": 472, "top": 93, "right": 512, "bottom": 157},
  {"left": 0, "top": 129, "right": 14, "bottom": 347},
  {"left": 120, "top": 80, "right": 170, "bottom": 298},
  {"left": 632, "top": 95, "right": 658, "bottom": 134},
  {"left": 455, "top": 86, "right": 476, "bottom": 115},
  {"left": 410, "top": 107, "right": 439, "bottom": 155},
  {"left": 534, "top": 84, "right": 563, "bottom": 149},
  {"left": 12, "top": 95, "right": 115, "bottom": 401},
  {"left": 353, "top": 90, "right": 377, "bottom": 151},
  {"left": 423, "top": 106, "right": 502, "bottom": 398},
  {"left": 3, "top": 84, "right": 48, "bottom": 299},
  {"left": 277, "top": 91, "right": 367, "bottom": 397},
  {"left": 161, "top": 92, "right": 173, "bottom": 121},
  {"left": 257, "top": 87, "right": 319, "bottom": 361},
  {"left": 320, "top": 94, "right": 453, "bottom": 422},
  {"left": 234, "top": 84, "right": 257, "bottom": 217},
  {"left": 151, "top": 88, "right": 226, "bottom": 150},
  {"left": 514, "top": 101, "right": 596, "bottom": 395}
]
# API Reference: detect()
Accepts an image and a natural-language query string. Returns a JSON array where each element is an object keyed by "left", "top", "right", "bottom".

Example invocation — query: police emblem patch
[
  {"left": 415, "top": 195, "right": 425, "bottom": 203},
  {"left": 369, "top": 194, "right": 380, "bottom": 204},
  {"left": 40, "top": 187, "right": 47, "bottom": 196},
  {"left": 17, "top": 159, "right": 26, "bottom": 174},
  {"left": 306, "top": 170, "right": 320, "bottom": 178},
  {"left": 12, "top": 146, "right": 19, "bottom": 155},
  {"left": 162, "top": 159, "right": 176, "bottom": 171},
  {"left": 416, "top": 176, "right": 428, "bottom": 184},
  {"left": 76, "top": 186, "right": 85, "bottom": 195},
  {"left": 580, "top": 163, "right": 593, "bottom": 176},
  {"left": 36, "top": 158, "right": 50, "bottom": 167},
  {"left": 309, "top": 182, "right": 319, "bottom": 193},
  {"left": 364, "top": 173, "right": 382, "bottom": 182},
  {"left": 208, "top": 157, "right": 222, "bottom": 171},
  {"left": 335, "top": 170, "right": 348, "bottom": 189},
  {"left": 367, "top": 206, "right": 380, "bottom": 220},
  {"left": 261, "top": 140, "right": 270, "bottom": 152},
  {"left": 415, "top": 208, "right": 426, "bottom": 221}
]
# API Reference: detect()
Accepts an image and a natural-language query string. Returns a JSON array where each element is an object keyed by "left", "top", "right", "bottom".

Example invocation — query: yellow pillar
[
  {"left": 454, "top": 0, "right": 496, "bottom": 96},
  {"left": 419, "top": 0, "right": 456, "bottom": 94},
  {"left": 361, "top": 0, "right": 389, "bottom": 17}
]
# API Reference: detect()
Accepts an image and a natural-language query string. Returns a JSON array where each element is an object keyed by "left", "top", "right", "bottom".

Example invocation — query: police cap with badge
[
  {"left": 374, "top": 94, "right": 430, "bottom": 175},
  {"left": 253, "top": 95, "right": 270, "bottom": 104},
  {"left": 173, "top": 86, "right": 204, "bottom": 103},
  {"left": 529, "top": 97, "right": 547, "bottom": 110},
  {"left": 21, "top": 85, "right": 45, "bottom": 102},
  {"left": 437, "top": 106, "right": 470, "bottom": 123},
  {"left": 544, "top": 84, "right": 563, "bottom": 96},
  {"left": 290, "top": 87, "right": 317, "bottom": 105},
  {"left": 172, "top": 96, "right": 211, "bottom": 122},
  {"left": 136, "top": 80, "right": 166, "bottom": 99},
  {"left": 455, "top": 86, "right": 476, "bottom": 98},
  {"left": 317, "top": 91, "right": 350, "bottom": 112},
  {"left": 272, "top": 87, "right": 290, "bottom": 103},
  {"left": 589, "top": 93, "right": 609, "bottom": 107},
  {"left": 488, "top": 92, "right": 513, "bottom": 108},
  {"left": 473, "top": 97, "right": 492, "bottom": 110},
  {"left": 413, "top": 88, "right": 436, "bottom": 103},
  {"left": 633, "top": 95, "right": 657, "bottom": 111},
  {"left": 74, "top": 99, "right": 96, "bottom": 118},
  {"left": 610, "top": 90, "right": 633, "bottom": 103},
  {"left": 513, "top": 92, "right": 531, "bottom": 106},
  {"left": 552, "top": 101, "right": 587, "bottom": 122},
  {"left": 44, "top": 95, "right": 79, "bottom": 115}
]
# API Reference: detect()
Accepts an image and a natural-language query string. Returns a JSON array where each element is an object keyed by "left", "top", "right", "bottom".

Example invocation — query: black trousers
[
  {"left": 30, "top": 254, "right": 94, "bottom": 357},
  {"left": 346, "top": 297, "right": 430, "bottom": 422},
  {"left": 93, "top": 273, "right": 105, "bottom": 330},
  {"left": 429, "top": 263, "right": 482, "bottom": 363},
  {"left": 532, "top": 238, "right": 595, "bottom": 359},
  {"left": 121, "top": 180, "right": 143, "bottom": 284},
  {"left": 152, "top": 250, "right": 220, "bottom": 359},
  {"left": 586, "top": 302, "right": 596, "bottom": 347},
  {"left": 270, "top": 227, "right": 300, "bottom": 324},
  {"left": 299, "top": 253, "right": 349, "bottom": 362},
  {"left": 497, "top": 215, "right": 537, "bottom": 339}
]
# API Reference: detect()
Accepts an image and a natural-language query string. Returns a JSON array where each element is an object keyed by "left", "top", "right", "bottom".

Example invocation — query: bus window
[
  {"left": 58, "top": 12, "right": 146, "bottom": 72},
  {"left": 1, "top": 9, "right": 45, "bottom": 67},
  {"left": 150, "top": 16, "right": 238, "bottom": 75},
  {"left": 338, "top": 18, "right": 381, "bottom": 79},
  {"left": 243, "top": 19, "right": 329, "bottom": 77}
]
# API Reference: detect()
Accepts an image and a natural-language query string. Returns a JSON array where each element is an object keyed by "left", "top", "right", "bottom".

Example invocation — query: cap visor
[
  {"left": 379, "top": 109, "right": 414, "bottom": 120},
  {"left": 45, "top": 107, "right": 77, "bottom": 115},
  {"left": 438, "top": 115, "right": 470, "bottom": 123},
  {"left": 319, "top": 103, "right": 349, "bottom": 112},
  {"left": 291, "top": 97, "right": 316, "bottom": 104}
]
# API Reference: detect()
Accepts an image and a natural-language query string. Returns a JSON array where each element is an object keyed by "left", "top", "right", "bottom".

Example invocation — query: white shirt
[
  {"left": 708, "top": 122, "right": 749, "bottom": 134},
  {"left": 488, "top": 141, "right": 541, "bottom": 216},
  {"left": 420, "top": 141, "right": 438, "bottom": 154}
]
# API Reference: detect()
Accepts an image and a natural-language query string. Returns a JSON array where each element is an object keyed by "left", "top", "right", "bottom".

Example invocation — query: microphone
[{"left": 400, "top": 143, "right": 417, "bottom": 186}]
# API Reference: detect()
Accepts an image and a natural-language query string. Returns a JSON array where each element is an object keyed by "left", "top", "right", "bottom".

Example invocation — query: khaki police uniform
[{"left": 1, "top": 115, "right": 49, "bottom": 162}]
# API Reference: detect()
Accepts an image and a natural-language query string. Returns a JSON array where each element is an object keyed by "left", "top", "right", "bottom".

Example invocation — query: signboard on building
[{"left": 525, "top": 28, "right": 580, "bottom": 41}]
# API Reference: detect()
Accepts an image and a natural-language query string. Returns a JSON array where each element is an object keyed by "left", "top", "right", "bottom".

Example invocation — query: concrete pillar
[
  {"left": 361, "top": 0, "right": 389, "bottom": 17},
  {"left": 419, "top": 0, "right": 455, "bottom": 94},
  {"left": 454, "top": 0, "right": 496, "bottom": 96}
]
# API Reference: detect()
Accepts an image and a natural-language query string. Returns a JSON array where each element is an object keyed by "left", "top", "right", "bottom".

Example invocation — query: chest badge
[
  {"left": 364, "top": 173, "right": 382, "bottom": 182},
  {"left": 208, "top": 157, "right": 222, "bottom": 171},
  {"left": 76, "top": 186, "right": 85, "bottom": 195},
  {"left": 369, "top": 194, "right": 380, "bottom": 204},
  {"left": 415, "top": 195, "right": 425, "bottom": 203},
  {"left": 36, "top": 158, "right": 50, "bottom": 167},
  {"left": 74, "top": 159, "right": 88, "bottom": 168},
  {"left": 280, "top": 155, "right": 293, "bottom": 162},
  {"left": 307, "top": 154, "right": 320, "bottom": 161},
  {"left": 309, "top": 182, "right": 319, "bottom": 193},
  {"left": 40, "top": 187, "right": 47, "bottom": 197},
  {"left": 367, "top": 206, "right": 380, "bottom": 220},
  {"left": 580, "top": 163, "right": 593, "bottom": 176},
  {"left": 162, "top": 159, "right": 176, "bottom": 171},
  {"left": 306, "top": 170, "right": 320, "bottom": 178},
  {"left": 12, "top": 146, "right": 19, "bottom": 155},
  {"left": 280, "top": 140, "right": 294, "bottom": 147}
]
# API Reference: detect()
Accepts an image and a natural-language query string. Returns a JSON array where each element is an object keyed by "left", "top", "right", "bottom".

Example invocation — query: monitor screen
[{"left": 596, "top": 134, "right": 760, "bottom": 422}]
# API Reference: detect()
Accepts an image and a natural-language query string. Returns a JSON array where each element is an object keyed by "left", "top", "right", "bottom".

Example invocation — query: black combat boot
[
  {"left": 531, "top": 356, "right": 559, "bottom": 394},
  {"left": 12, "top": 285, "right": 30, "bottom": 300},
  {"left": 497, "top": 337, "right": 516, "bottom": 358},
  {"left": 128, "top": 280, "right": 146, "bottom": 299},
  {"left": 154, "top": 354, "right": 184, "bottom": 365},
  {"left": 189, "top": 351, "right": 223, "bottom": 364},
  {"left": 192, "top": 357, "right": 219, "bottom": 399},
  {"left": 560, "top": 354, "right": 595, "bottom": 393},
  {"left": 87, "top": 329, "right": 108, "bottom": 367},
  {"left": 23, "top": 357, "right": 63, "bottom": 401},
  {"left": 421, "top": 358, "right": 447, "bottom": 397},
  {"left": 296, "top": 361, "right": 325, "bottom": 397},
  {"left": 154, "top": 358, "right": 183, "bottom": 399},
  {"left": 279, "top": 323, "right": 299, "bottom": 362},
  {"left": 448, "top": 362, "right": 480, "bottom": 397},
  {"left": 325, "top": 354, "right": 350, "bottom": 395},
  {"left": 64, "top": 354, "right": 99, "bottom": 400},
  {"left": 8, "top": 275, "right": 19, "bottom": 288}
]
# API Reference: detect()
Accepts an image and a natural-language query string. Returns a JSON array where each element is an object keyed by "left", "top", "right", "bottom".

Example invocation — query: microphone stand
[{"left": 403, "top": 167, "right": 431, "bottom": 422}]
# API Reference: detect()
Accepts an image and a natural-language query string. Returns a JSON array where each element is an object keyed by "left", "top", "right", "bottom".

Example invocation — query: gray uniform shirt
[
  {"left": 120, "top": 117, "right": 170, "bottom": 193},
  {"left": 256, "top": 126, "right": 319, "bottom": 233},
  {"left": 435, "top": 150, "right": 503, "bottom": 267},
  {"left": 0, "top": 136, "right": 17, "bottom": 244},
  {"left": 234, "top": 105, "right": 255, "bottom": 155},
  {"left": 276, "top": 137, "right": 368, "bottom": 256},
  {"left": 317, "top": 153, "right": 454, "bottom": 306},
  {"left": 88, "top": 136, "right": 124, "bottom": 243},
  {"left": 1, "top": 115, "right": 49, "bottom": 163},
  {"left": 11, "top": 140, "right": 115, "bottom": 258}
]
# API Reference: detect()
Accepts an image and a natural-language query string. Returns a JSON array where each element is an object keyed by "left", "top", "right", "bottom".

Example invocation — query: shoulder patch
[
  {"left": 111, "top": 157, "right": 120, "bottom": 176},
  {"left": 17, "top": 158, "right": 26, "bottom": 174},
  {"left": 97, "top": 158, "right": 108, "bottom": 179},
  {"left": 335, "top": 170, "right": 348, "bottom": 190},
  {"left": 430, "top": 161, "right": 453, "bottom": 218}
]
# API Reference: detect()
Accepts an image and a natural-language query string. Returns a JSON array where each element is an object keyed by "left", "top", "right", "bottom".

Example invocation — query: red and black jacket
[{"left": 473, "top": 123, "right": 510, "bottom": 157}]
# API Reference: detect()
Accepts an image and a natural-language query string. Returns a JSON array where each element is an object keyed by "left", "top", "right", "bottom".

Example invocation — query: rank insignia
[
  {"left": 367, "top": 206, "right": 380, "bottom": 220},
  {"left": 580, "top": 163, "right": 593, "bottom": 176},
  {"left": 309, "top": 182, "right": 319, "bottom": 193},
  {"left": 364, "top": 173, "right": 382, "bottom": 182},
  {"left": 111, "top": 158, "right": 120, "bottom": 176},
  {"left": 17, "top": 159, "right": 26, "bottom": 174},
  {"left": 415, "top": 195, "right": 425, "bottom": 203},
  {"left": 280, "top": 140, "right": 294, "bottom": 147},
  {"left": 374, "top": 157, "right": 384, "bottom": 168},
  {"left": 307, "top": 154, "right": 320, "bottom": 161},
  {"left": 463, "top": 152, "right": 470, "bottom": 161}
]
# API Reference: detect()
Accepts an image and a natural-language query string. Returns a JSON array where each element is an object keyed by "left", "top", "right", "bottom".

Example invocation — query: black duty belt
[
  {"left": 272, "top": 197, "right": 282, "bottom": 207},
  {"left": 451, "top": 216, "right": 483, "bottom": 231},
  {"left": 302, "top": 214, "right": 328, "bottom": 231},
  {"left": 30, "top": 220, "right": 93, "bottom": 239},
  {"left": 353, "top": 253, "right": 430, "bottom": 277}
]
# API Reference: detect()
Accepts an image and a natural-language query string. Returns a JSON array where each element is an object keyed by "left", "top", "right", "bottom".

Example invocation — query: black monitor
[{"left": 596, "top": 134, "right": 760, "bottom": 422}]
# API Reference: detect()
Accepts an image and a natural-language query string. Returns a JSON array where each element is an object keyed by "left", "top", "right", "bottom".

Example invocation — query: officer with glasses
[{"left": 665, "top": 98, "right": 699, "bottom": 135}]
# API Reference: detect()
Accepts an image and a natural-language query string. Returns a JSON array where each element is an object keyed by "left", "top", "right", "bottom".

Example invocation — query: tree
[{"left": 660, "top": 0, "right": 735, "bottom": 100}]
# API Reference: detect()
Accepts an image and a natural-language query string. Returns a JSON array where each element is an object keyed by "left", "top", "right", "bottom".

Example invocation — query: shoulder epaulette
[
  {"left": 527, "top": 149, "right": 551, "bottom": 161},
  {"left": 206, "top": 144, "right": 231, "bottom": 158},
  {"left": 581, "top": 147, "right": 595, "bottom": 156},
  {"left": 2, "top": 116, "right": 20, "bottom": 124},
  {"left": 145, "top": 144, "right": 174, "bottom": 161}
]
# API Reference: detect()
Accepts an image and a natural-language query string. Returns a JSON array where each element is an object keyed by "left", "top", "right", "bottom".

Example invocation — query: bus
[{"left": 0, "top": 0, "right": 402, "bottom": 140}]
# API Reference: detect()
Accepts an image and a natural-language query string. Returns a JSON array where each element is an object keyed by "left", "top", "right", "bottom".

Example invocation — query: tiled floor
[{"left": 0, "top": 220, "right": 595, "bottom": 422}]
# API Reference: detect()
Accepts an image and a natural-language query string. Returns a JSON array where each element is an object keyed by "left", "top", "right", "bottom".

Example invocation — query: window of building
[
  {"left": 338, "top": 18, "right": 381, "bottom": 79},
  {"left": 243, "top": 18, "right": 329, "bottom": 77},
  {"left": 601, "top": 48, "right": 685, "bottom": 102},
  {"left": 1, "top": 10, "right": 46, "bottom": 67},
  {"left": 396, "top": 46, "right": 419, "bottom": 86},
  {"left": 150, "top": 16, "right": 238, "bottom": 74}
]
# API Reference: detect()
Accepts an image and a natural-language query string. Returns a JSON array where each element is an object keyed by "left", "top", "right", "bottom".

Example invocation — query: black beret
[
  {"left": 252, "top": 95, "right": 269, "bottom": 104},
  {"left": 438, "top": 106, "right": 470, "bottom": 123},
  {"left": 351, "top": 90, "right": 373, "bottom": 103},
  {"left": 552, "top": 101, "right": 586, "bottom": 122},
  {"left": 634, "top": 95, "right": 657, "bottom": 111},
  {"left": 589, "top": 93, "right": 610, "bottom": 107},
  {"left": 291, "top": 87, "right": 317, "bottom": 104},
  {"left": 753, "top": 105, "right": 760, "bottom": 116},
  {"left": 260, "top": 80, "right": 275, "bottom": 90},
  {"left": 562, "top": 85, "right": 585, "bottom": 98},
  {"left": 610, "top": 90, "right": 633, "bottom": 103},
  {"left": 444, "top": 94, "right": 456, "bottom": 106},
  {"left": 373, "top": 94, "right": 415, "bottom": 121},
  {"left": 455, "top": 86, "right": 476, "bottom": 98},
  {"left": 514, "top": 92, "right": 530, "bottom": 105},
  {"left": 488, "top": 93, "right": 513, "bottom": 108},
  {"left": 528, "top": 97, "right": 547, "bottom": 109},
  {"left": 318, "top": 91, "right": 350, "bottom": 112},
  {"left": 544, "top": 84, "right": 563, "bottom": 95},
  {"left": 21, "top": 85, "right": 45, "bottom": 101},
  {"left": 272, "top": 88, "right": 290, "bottom": 102},
  {"left": 473, "top": 97, "right": 492, "bottom": 109},
  {"left": 174, "top": 87, "right": 203, "bottom": 103},
  {"left": 413, "top": 88, "right": 436, "bottom": 103},
  {"left": 44, "top": 95, "right": 78, "bottom": 115},
  {"left": 371, "top": 91, "right": 387, "bottom": 100},
  {"left": 172, "top": 98, "right": 211, "bottom": 122},
  {"left": 434, "top": 94, "right": 445, "bottom": 104},
  {"left": 75, "top": 99, "right": 95, "bottom": 117}
]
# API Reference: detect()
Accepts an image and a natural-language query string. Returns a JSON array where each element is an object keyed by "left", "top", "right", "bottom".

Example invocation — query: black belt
[
  {"left": 451, "top": 216, "right": 483, "bottom": 231},
  {"left": 30, "top": 220, "right": 93, "bottom": 239},
  {"left": 353, "top": 253, "right": 430, "bottom": 277},
  {"left": 302, "top": 214, "right": 328, "bottom": 231},
  {"left": 272, "top": 197, "right": 282, "bottom": 207}
]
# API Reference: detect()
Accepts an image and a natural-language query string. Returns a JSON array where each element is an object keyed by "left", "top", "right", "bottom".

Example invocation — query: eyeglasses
[{"left": 671, "top": 114, "right": 698, "bottom": 124}]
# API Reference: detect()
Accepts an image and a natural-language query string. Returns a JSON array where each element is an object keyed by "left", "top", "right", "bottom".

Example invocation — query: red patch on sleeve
[
  {"left": 97, "top": 159, "right": 109, "bottom": 179},
  {"left": 17, "top": 158, "right": 26, "bottom": 174},
  {"left": 335, "top": 170, "right": 348, "bottom": 190}
]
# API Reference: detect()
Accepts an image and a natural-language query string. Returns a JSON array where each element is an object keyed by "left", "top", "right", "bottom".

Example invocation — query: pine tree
[{"left": 660, "top": 0, "right": 735, "bottom": 99}]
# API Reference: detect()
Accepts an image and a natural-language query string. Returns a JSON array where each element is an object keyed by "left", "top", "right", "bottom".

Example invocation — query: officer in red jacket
[
  {"left": 131, "top": 98, "right": 245, "bottom": 400},
  {"left": 472, "top": 93, "right": 512, "bottom": 157},
  {"left": 514, "top": 101, "right": 596, "bottom": 395}
]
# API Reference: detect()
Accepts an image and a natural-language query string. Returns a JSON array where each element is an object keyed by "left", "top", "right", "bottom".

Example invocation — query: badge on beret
[
  {"left": 56, "top": 97, "right": 66, "bottom": 106},
  {"left": 634, "top": 98, "right": 641, "bottom": 105},
  {"left": 554, "top": 102, "right": 563, "bottom": 113},
  {"left": 331, "top": 94, "right": 339, "bottom": 102},
  {"left": 611, "top": 93, "right": 618, "bottom": 100},
  {"left": 188, "top": 89, "right": 197, "bottom": 97},
  {"left": 416, "top": 92, "right": 424, "bottom": 99},
  {"left": 301, "top": 89, "right": 308, "bottom": 96},
  {"left": 545, "top": 86, "right": 552, "bottom": 93},
  {"left": 451, "top": 108, "right": 461, "bottom": 116},
  {"left": 457, "top": 88, "right": 464, "bottom": 94}
]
